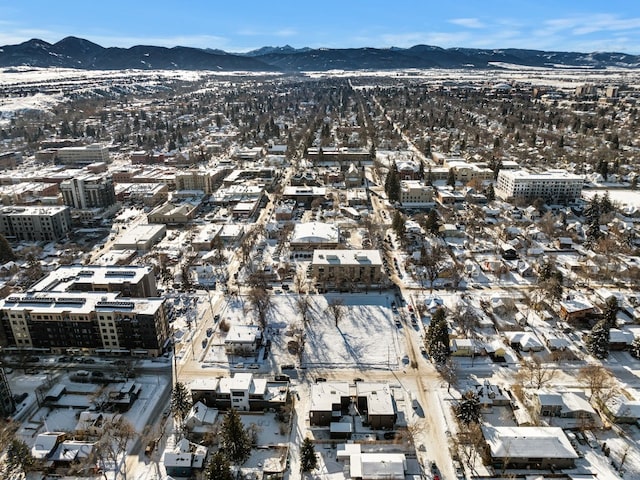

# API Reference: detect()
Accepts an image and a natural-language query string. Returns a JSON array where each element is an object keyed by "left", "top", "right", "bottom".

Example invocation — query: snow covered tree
[
  {"left": 455, "top": 390, "right": 481, "bottom": 425},
  {"left": 1, "top": 439, "right": 36, "bottom": 479},
  {"left": 586, "top": 320, "right": 610, "bottom": 359},
  {"left": 300, "top": 437, "right": 318, "bottom": 473}
]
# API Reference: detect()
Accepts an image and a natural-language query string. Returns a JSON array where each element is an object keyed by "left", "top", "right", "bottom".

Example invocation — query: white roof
[
  {"left": 358, "top": 453, "right": 406, "bottom": 480},
  {"left": 310, "top": 382, "right": 350, "bottom": 412},
  {"left": 224, "top": 324, "right": 261, "bottom": 344},
  {"left": 32, "top": 432, "right": 65, "bottom": 459},
  {"left": 291, "top": 221, "right": 339, "bottom": 244},
  {"left": 482, "top": 426, "right": 578, "bottom": 460},
  {"left": 312, "top": 249, "right": 382, "bottom": 266}
]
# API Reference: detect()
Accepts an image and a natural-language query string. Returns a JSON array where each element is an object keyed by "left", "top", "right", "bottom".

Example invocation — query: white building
[
  {"left": 495, "top": 169, "right": 584, "bottom": 204},
  {"left": 56, "top": 143, "right": 110, "bottom": 166},
  {"left": 400, "top": 181, "right": 435, "bottom": 206}
]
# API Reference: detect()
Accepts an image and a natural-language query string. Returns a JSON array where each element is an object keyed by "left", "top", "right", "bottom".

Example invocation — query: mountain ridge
[{"left": 1, "top": 37, "right": 639, "bottom": 71}]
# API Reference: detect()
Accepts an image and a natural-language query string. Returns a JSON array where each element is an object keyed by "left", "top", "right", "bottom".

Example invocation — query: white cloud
[{"left": 449, "top": 18, "right": 485, "bottom": 29}]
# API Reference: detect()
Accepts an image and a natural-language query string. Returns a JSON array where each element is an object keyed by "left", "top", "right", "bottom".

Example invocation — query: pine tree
[
  {"left": 447, "top": 168, "right": 456, "bottom": 189},
  {"left": 584, "top": 195, "right": 602, "bottom": 244},
  {"left": 484, "top": 183, "right": 495, "bottom": 202},
  {"left": 425, "top": 166, "right": 434, "bottom": 186},
  {"left": 600, "top": 191, "right": 613, "bottom": 215},
  {"left": 220, "top": 408, "right": 252, "bottom": 468},
  {"left": 170, "top": 382, "right": 192, "bottom": 429},
  {"left": 0, "top": 234, "right": 15, "bottom": 263},
  {"left": 3, "top": 439, "right": 35, "bottom": 478},
  {"left": 300, "top": 438, "right": 318, "bottom": 473},
  {"left": 391, "top": 211, "right": 406, "bottom": 239},
  {"left": 426, "top": 308, "right": 450, "bottom": 361},
  {"left": 603, "top": 296, "right": 619, "bottom": 328},
  {"left": 586, "top": 320, "right": 610, "bottom": 360},
  {"left": 454, "top": 390, "right": 481, "bottom": 425},
  {"left": 204, "top": 451, "right": 233, "bottom": 480},
  {"left": 423, "top": 209, "right": 440, "bottom": 236},
  {"left": 385, "top": 162, "right": 400, "bottom": 202}
]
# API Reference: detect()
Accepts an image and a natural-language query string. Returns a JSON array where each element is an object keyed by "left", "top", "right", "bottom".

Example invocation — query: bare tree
[
  {"left": 578, "top": 365, "right": 617, "bottom": 408},
  {"left": 439, "top": 357, "right": 458, "bottom": 393},
  {"left": 295, "top": 294, "right": 313, "bottom": 325},
  {"left": 327, "top": 298, "right": 345, "bottom": 327},
  {"left": 421, "top": 243, "right": 447, "bottom": 293},
  {"left": 247, "top": 287, "right": 273, "bottom": 330},
  {"left": 90, "top": 417, "right": 136, "bottom": 480},
  {"left": 517, "top": 354, "right": 557, "bottom": 389}
]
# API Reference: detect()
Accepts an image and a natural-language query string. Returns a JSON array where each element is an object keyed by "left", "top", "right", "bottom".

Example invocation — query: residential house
[
  {"left": 534, "top": 390, "right": 601, "bottom": 428},
  {"left": 162, "top": 436, "right": 207, "bottom": 478},
  {"left": 482, "top": 426, "right": 579, "bottom": 470},
  {"left": 224, "top": 325, "right": 262, "bottom": 356}
]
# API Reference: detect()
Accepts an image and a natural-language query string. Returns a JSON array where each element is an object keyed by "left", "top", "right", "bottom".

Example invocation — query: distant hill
[
  {"left": 1, "top": 37, "right": 639, "bottom": 71},
  {"left": 0, "top": 36, "right": 277, "bottom": 71}
]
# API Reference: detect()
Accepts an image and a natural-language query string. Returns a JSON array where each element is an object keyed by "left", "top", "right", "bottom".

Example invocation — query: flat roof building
[
  {"left": 0, "top": 205, "right": 71, "bottom": 242},
  {"left": 0, "top": 292, "right": 169, "bottom": 356},
  {"left": 495, "top": 169, "right": 584, "bottom": 204},
  {"left": 311, "top": 249, "right": 383, "bottom": 289}
]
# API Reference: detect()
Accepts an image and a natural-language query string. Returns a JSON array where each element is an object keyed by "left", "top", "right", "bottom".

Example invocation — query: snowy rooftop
[
  {"left": 31, "top": 265, "right": 153, "bottom": 292},
  {"left": 291, "top": 221, "right": 339, "bottom": 244},
  {"left": 312, "top": 249, "right": 382, "bottom": 266},
  {"left": 482, "top": 426, "right": 578, "bottom": 460},
  {"left": 310, "top": 382, "right": 350, "bottom": 412}
]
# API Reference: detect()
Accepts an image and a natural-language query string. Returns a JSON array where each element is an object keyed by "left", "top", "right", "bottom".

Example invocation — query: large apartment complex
[
  {"left": 60, "top": 174, "right": 117, "bottom": 210},
  {"left": 495, "top": 169, "right": 584, "bottom": 204},
  {"left": 311, "top": 249, "right": 383, "bottom": 287},
  {"left": 0, "top": 205, "right": 71, "bottom": 242},
  {"left": 0, "top": 291, "right": 169, "bottom": 356}
]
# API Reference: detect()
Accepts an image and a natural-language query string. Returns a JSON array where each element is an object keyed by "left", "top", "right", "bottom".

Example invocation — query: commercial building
[
  {"left": 311, "top": 249, "right": 383, "bottom": 287},
  {"left": 113, "top": 224, "right": 166, "bottom": 252},
  {"left": 399, "top": 181, "right": 435, "bottom": 206},
  {"left": 0, "top": 292, "right": 170, "bottom": 357},
  {"left": 495, "top": 169, "right": 584, "bottom": 204},
  {"left": 60, "top": 174, "right": 116, "bottom": 210},
  {"left": 0, "top": 205, "right": 71, "bottom": 242},
  {"left": 31, "top": 265, "right": 158, "bottom": 298},
  {"left": 290, "top": 222, "right": 339, "bottom": 251},
  {"left": 56, "top": 144, "right": 110, "bottom": 166}
]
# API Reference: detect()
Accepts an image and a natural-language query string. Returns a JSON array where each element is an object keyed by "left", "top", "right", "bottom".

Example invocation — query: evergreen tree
[
  {"left": 596, "top": 159, "right": 609, "bottom": 181},
  {"left": 423, "top": 209, "right": 440, "bottom": 236},
  {"left": 220, "top": 408, "right": 252, "bottom": 468},
  {"left": 3, "top": 439, "right": 35, "bottom": 478},
  {"left": 300, "top": 438, "right": 318, "bottom": 473},
  {"left": 584, "top": 195, "right": 602, "bottom": 244},
  {"left": 0, "top": 234, "right": 15, "bottom": 263},
  {"left": 425, "top": 308, "right": 450, "bottom": 361},
  {"left": 586, "top": 320, "right": 610, "bottom": 359},
  {"left": 454, "top": 390, "right": 481, "bottom": 425},
  {"left": 204, "top": 451, "right": 234, "bottom": 480},
  {"left": 425, "top": 166, "right": 434, "bottom": 186},
  {"left": 600, "top": 191, "right": 613, "bottom": 215},
  {"left": 484, "top": 183, "right": 495, "bottom": 202},
  {"left": 391, "top": 211, "right": 406, "bottom": 239},
  {"left": 447, "top": 168, "right": 456, "bottom": 189},
  {"left": 384, "top": 162, "right": 401, "bottom": 202},
  {"left": 170, "top": 382, "right": 192, "bottom": 429},
  {"left": 603, "top": 296, "right": 619, "bottom": 328}
]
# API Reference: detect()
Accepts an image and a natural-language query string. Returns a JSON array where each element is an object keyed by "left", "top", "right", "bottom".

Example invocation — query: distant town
[{"left": 0, "top": 66, "right": 640, "bottom": 480}]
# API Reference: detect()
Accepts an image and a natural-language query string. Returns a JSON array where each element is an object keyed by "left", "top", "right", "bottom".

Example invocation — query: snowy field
[{"left": 203, "top": 292, "right": 405, "bottom": 370}]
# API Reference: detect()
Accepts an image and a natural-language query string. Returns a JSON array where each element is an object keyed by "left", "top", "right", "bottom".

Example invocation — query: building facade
[
  {"left": 56, "top": 144, "right": 110, "bottom": 166},
  {"left": 0, "top": 206, "right": 71, "bottom": 242},
  {"left": 311, "top": 249, "right": 383, "bottom": 288},
  {"left": 495, "top": 169, "right": 584, "bottom": 204},
  {"left": 60, "top": 174, "right": 117, "bottom": 210},
  {"left": 0, "top": 292, "right": 170, "bottom": 357}
]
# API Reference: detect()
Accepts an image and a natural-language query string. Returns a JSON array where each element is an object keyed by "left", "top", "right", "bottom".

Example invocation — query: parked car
[{"left": 281, "top": 364, "right": 295, "bottom": 370}]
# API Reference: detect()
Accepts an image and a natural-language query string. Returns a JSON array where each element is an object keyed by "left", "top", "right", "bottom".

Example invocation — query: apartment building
[
  {"left": 0, "top": 292, "right": 169, "bottom": 357},
  {"left": 311, "top": 249, "right": 383, "bottom": 287},
  {"left": 60, "top": 174, "right": 117, "bottom": 210},
  {"left": 0, "top": 205, "right": 71, "bottom": 242},
  {"left": 495, "top": 169, "right": 584, "bottom": 204},
  {"left": 31, "top": 265, "right": 158, "bottom": 298}
]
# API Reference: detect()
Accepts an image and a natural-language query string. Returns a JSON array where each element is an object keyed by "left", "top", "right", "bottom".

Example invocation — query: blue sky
[{"left": 2, "top": 0, "right": 640, "bottom": 53}]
